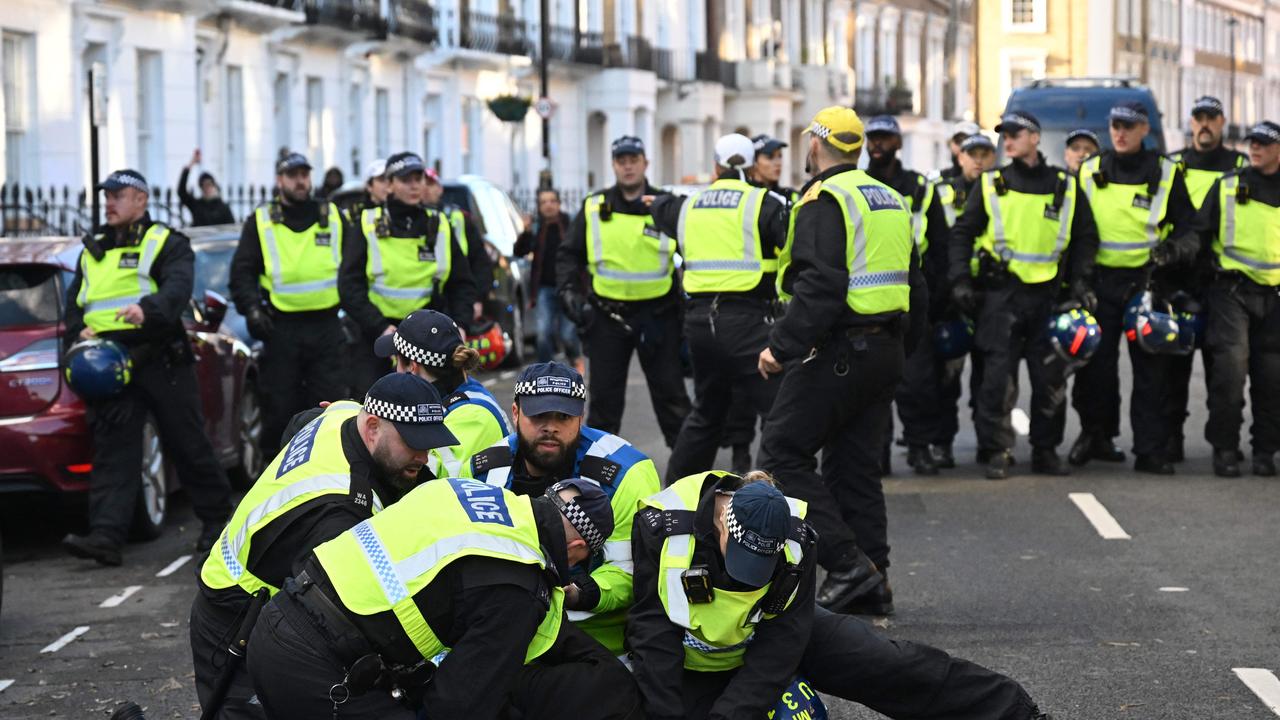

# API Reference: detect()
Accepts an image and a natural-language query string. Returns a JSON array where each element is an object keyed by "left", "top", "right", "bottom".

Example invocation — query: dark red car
[{"left": 0, "top": 232, "right": 262, "bottom": 538}]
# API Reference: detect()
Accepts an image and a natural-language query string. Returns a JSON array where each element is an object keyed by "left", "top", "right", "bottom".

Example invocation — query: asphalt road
[{"left": 2, "top": 353, "right": 1278, "bottom": 719}]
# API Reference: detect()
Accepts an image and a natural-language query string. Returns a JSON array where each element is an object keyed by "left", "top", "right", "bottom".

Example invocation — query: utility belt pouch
[{"left": 681, "top": 567, "right": 715, "bottom": 604}]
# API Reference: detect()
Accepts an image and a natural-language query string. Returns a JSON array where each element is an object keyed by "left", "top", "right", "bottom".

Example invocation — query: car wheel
[
  {"left": 230, "top": 382, "right": 263, "bottom": 488},
  {"left": 503, "top": 299, "right": 526, "bottom": 367},
  {"left": 129, "top": 416, "right": 168, "bottom": 542}
]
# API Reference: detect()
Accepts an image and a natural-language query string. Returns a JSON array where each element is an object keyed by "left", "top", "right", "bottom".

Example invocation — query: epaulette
[
  {"left": 636, "top": 507, "right": 696, "bottom": 537},
  {"left": 470, "top": 446, "right": 513, "bottom": 475},
  {"left": 800, "top": 181, "right": 824, "bottom": 203},
  {"left": 579, "top": 455, "right": 622, "bottom": 487},
  {"left": 444, "top": 392, "right": 469, "bottom": 407}
]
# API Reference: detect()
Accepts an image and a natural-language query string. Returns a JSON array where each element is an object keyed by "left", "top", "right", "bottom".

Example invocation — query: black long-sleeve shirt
[
  {"left": 63, "top": 214, "right": 194, "bottom": 350},
  {"left": 228, "top": 199, "right": 338, "bottom": 316},
  {"left": 648, "top": 170, "right": 789, "bottom": 299},
  {"left": 767, "top": 164, "right": 928, "bottom": 362},
  {"left": 515, "top": 211, "right": 572, "bottom": 293},
  {"left": 628, "top": 475, "right": 816, "bottom": 720},
  {"left": 177, "top": 167, "right": 235, "bottom": 227},
  {"left": 338, "top": 197, "right": 477, "bottom": 338},
  {"left": 1192, "top": 165, "right": 1280, "bottom": 266},
  {"left": 948, "top": 154, "right": 1101, "bottom": 287}
]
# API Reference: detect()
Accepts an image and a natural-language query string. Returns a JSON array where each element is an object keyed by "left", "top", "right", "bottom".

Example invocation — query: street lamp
[{"left": 1228, "top": 16, "right": 1239, "bottom": 140}]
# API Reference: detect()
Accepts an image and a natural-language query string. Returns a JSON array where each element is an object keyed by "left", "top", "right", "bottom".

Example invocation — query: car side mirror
[{"left": 202, "top": 290, "right": 228, "bottom": 332}]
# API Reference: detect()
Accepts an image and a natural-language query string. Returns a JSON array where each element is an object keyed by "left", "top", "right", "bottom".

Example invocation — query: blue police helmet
[
  {"left": 64, "top": 339, "right": 132, "bottom": 401},
  {"left": 770, "top": 676, "right": 829, "bottom": 720},
  {"left": 1169, "top": 291, "right": 1204, "bottom": 353},
  {"left": 932, "top": 318, "right": 975, "bottom": 361},
  {"left": 1047, "top": 308, "right": 1102, "bottom": 364},
  {"left": 1123, "top": 292, "right": 1183, "bottom": 355}
]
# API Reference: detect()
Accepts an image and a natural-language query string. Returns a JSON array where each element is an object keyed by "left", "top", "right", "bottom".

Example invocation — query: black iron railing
[
  {"left": 695, "top": 51, "right": 736, "bottom": 88},
  {"left": 303, "top": 0, "right": 387, "bottom": 35},
  {"left": 0, "top": 184, "right": 280, "bottom": 237},
  {"left": 387, "top": 0, "right": 438, "bottom": 44},
  {"left": 461, "top": 11, "right": 531, "bottom": 55}
]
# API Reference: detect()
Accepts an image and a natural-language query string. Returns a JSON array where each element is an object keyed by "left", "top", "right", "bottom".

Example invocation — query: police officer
[
  {"left": 191, "top": 373, "right": 456, "bottom": 719},
  {"left": 342, "top": 158, "right": 390, "bottom": 226},
  {"left": 939, "top": 120, "right": 983, "bottom": 181},
  {"left": 556, "top": 136, "right": 692, "bottom": 446},
  {"left": 949, "top": 111, "right": 1100, "bottom": 479},
  {"left": 628, "top": 471, "right": 1056, "bottom": 720},
  {"left": 646, "top": 134, "right": 788, "bottom": 483},
  {"left": 1070, "top": 102, "right": 1199, "bottom": 474},
  {"left": 424, "top": 168, "right": 492, "bottom": 324},
  {"left": 757, "top": 107, "right": 927, "bottom": 616},
  {"left": 229, "top": 152, "right": 348, "bottom": 457},
  {"left": 468, "top": 361, "right": 660, "bottom": 655},
  {"left": 1192, "top": 121, "right": 1280, "bottom": 477},
  {"left": 374, "top": 309, "right": 511, "bottom": 478},
  {"left": 340, "top": 151, "right": 478, "bottom": 397},
  {"left": 749, "top": 133, "right": 799, "bottom": 201},
  {"left": 1064, "top": 129, "right": 1101, "bottom": 176},
  {"left": 246, "top": 477, "right": 640, "bottom": 719},
  {"left": 1164, "top": 96, "right": 1249, "bottom": 462},
  {"left": 62, "top": 169, "right": 232, "bottom": 566}
]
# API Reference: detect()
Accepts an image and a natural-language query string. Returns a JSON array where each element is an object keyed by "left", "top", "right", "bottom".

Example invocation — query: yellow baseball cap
[{"left": 803, "top": 106, "right": 865, "bottom": 153}]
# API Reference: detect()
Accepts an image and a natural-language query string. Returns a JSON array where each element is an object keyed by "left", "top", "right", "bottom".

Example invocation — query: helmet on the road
[
  {"left": 770, "top": 676, "right": 829, "bottom": 720},
  {"left": 1123, "top": 291, "right": 1183, "bottom": 355},
  {"left": 1047, "top": 308, "right": 1101, "bottom": 364},
  {"left": 933, "top": 318, "right": 974, "bottom": 360},
  {"left": 465, "top": 321, "right": 507, "bottom": 371},
  {"left": 64, "top": 339, "right": 132, "bottom": 401}
]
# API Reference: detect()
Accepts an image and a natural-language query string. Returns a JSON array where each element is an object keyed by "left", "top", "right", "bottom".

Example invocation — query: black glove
[
  {"left": 246, "top": 307, "right": 274, "bottom": 341},
  {"left": 1070, "top": 280, "right": 1098, "bottom": 313},
  {"left": 951, "top": 277, "right": 978, "bottom": 316},
  {"left": 1149, "top": 242, "right": 1177, "bottom": 267},
  {"left": 560, "top": 290, "right": 594, "bottom": 330}
]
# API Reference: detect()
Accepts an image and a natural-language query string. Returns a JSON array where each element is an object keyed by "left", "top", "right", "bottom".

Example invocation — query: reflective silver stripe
[
  {"left": 1053, "top": 177, "right": 1075, "bottom": 258},
  {"left": 136, "top": 231, "right": 162, "bottom": 297},
  {"left": 1099, "top": 239, "right": 1157, "bottom": 251},
  {"left": 260, "top": 205, "right": 341, "bottom": 295},
  {"left": 364, "top": 207, "right": 444, "bottom": 303},
  {"left": 603, "top": 538, "right": 634, "bottom": 575},
  {"left": 588, "top": 200, "right": 672, "bottom": 281},
  {"left": 1080, "top": 158, "right": 1099, "bottom": 201},
  {"left": 353, "top": 521, "right": 410, "bottom": 604},
  {"left": 222, "top": 472, "right": 354, "bottom": 580},
  {"left": 395, "top": 531, "right": 545, "bottom": 583},
  {"left": 428, "top": 446, "right": 461, "bottom": 478},
  {"left": 822, "top": 183, "right": 869, "bottom": 277},
  {"left": 676, "top": 193, "right": 693, "bottom": 258},
  {"left": 783, "top": 497, "right": 804, "bottom": 561},
  {"left": 484, "top": 465, "right": 512, "bottom": 488},
  {"left": 364, "top": 208, "right": 388, "bottom": 291},
  {"left": 372, "top": 283, "right": 431, "bottom": 300},
  {"left": 566, "top": 609, "right": 595, "bottom": 622},
  {"left": 1222, "top": 176, "right": 1280, "bottom": 270},
  {"left": 649, "top": 485, "right": 688, "bottom": 509},
  {"left": 464, "top": 391, "right": 512, "bottom": 434},
  {"left": 1145, "top": 159, "right": 1175, "bottom": 248},
  {"left": 586, "top": 432, "right": 628, "bottom": 458},
  {"left": 740, "top": 187, "right": 764, "bottom": 266},
  {"left": 84, "top": 296, "right": 140, "bottom": 314},
  {"left": 847, "top": 270, "right": 910, "bottom": 289},
  {"left": 684, "top": 259, "right": 764, "bottom": 271},
  {"left": 663, "top": 534, "right": 693, "bottom": 628},
  {"left": 985, "top": 173, "right": 1011, "bottom": 260},
  {"left": 433, "top": 211, "right": 452, "bottom": 283},
  {"left": 987, "top": 174, "right": 1073, "bottom": 264}
]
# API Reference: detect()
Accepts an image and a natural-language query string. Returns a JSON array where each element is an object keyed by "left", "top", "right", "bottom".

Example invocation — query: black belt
[
  {"left": 280, "top": 571, "right": 376, "bottom": 668},
  {"left": 844, "top": 323, "right": 892, "bottom": 337}
]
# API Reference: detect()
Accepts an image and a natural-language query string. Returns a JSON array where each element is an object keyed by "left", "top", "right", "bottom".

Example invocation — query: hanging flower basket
[{"left": 488, "top": 95, "right": 532, "bottom": 123}]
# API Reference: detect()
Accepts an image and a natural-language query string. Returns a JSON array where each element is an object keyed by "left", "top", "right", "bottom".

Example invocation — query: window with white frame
[
  {"left": 306, "top": 77, "right": 324, "bottom": 171},
  {"left": 273, "top": 72, "right": 291, "bottom": 159},
  {"left": 225, "top": 65, "right": 245, "bottom": 189},
  {"left": 2, "top": 31, "right": 35, "bottom": 185},
  {"left": 1004, "top": 0, "right": 1045, "bottom": 34},
  {"left": 375, "top": 88, "right": 390, "bottom": 159},
  {"left": 1000, "top": 48, "right": 1046, "bottom": 103},
  {"left": 136, "top": 50, "right": 165, "bottom": 186}
]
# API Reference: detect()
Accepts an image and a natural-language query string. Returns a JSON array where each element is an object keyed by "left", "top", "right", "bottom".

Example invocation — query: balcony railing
[
  {"left": 386, "top": 0, "right": 438, "bottom": 45},
  {"left": 615, "top": 35, "right": 653, "bottom": 71},
  {"left": 303, "top": 0, "right": 387, "bottom": 36},
  {"left": 695, "top": 51, "right": 736, "bottom": 88},
  {"left": 460, "top": 11, "right": 531, "bottom": 55}
]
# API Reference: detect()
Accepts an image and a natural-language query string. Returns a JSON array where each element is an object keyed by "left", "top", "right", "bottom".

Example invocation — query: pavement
[{"left": 1, "top": 354, "right": 1278, "bottom": 719}]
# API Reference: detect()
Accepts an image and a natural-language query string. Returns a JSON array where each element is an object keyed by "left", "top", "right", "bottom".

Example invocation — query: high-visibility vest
[
  {"left": 470, "top": 425, "right": 660, "bottom": 656},
  {"left": 904, "top": 173, "right": 932, "bottom": 256},
  {"left": 313, "top": 477, "right": 564, "bottom": 663},
  {"left": 444, "top": 206, "right": 470, "bottom": 257},
  {"left": 360, "top": 206, "right": 453, "bottom": 319},
  {"left": 426, "top": 378, "right": 512, "bottom": 480},
  {"left": 76, "top": 224, "right": 171, "bottom": 333},
  {"left": 1215, "top": 173, "right": 1280, "bottom": 286},
  {"left": 641, "top": 472, "right": 807, "bottom": 672},
  {"left": 254, "top": 203, "right": 342, "bottom": 312},
  {"left": 677, "top": 178, "right": 771, "bottom": 293},
  {"left": 1080, "top": 154, "right": 1177, "bottom": 268},
  {"left": 199, "top": 402, "right": 375, "bottom": 595},
  {"left": 1171, "top": 150, "right": 1247, "bottom": 210},
  {"left": 936, "top": 177, "right": 968, "bottom": 229},
  {"left": 778, "top": 170, "right": 913, "bottom": 314},
  {"left": 582, "top": 193, "right": 674, "bottom": 301},
  {"left": 973, "top": 168, "right": 1077, "bottom": 285}
]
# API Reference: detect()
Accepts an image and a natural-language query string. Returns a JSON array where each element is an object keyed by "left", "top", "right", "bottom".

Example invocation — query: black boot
[
  {"left": 62, "top": 532, "right": 123, "bottom": 566},
  {"left": 931, "top": 444, "right": 955, "bottom": 469},
  {"left": 1067, "top": 432, "right": 1094, "bottom": 467},
  {"left": 1166, "top": 434, "right": 1186, "bottom": 463},
  {"left": 195, "top": 522, "right": 224, "bottom": 555},
  {"left": 1093, "top": 436, "right": 1126, "bottom": 462},
  {"left": 907, "top": 445, "right": 939, "bottom": 475},
  {"left": 1135, "top": 453, "right": 1175, "bottom": 475},
  {"left": 985, "top": 450, "right": 1013, "bottom": 480},
  {"left": 1031, "top": 447, "right": 1070, "bottom": 476},
  {"left": 842, "top": 573, "right": 895, "bottom": 616},
  {"left": 977, "top": 448, "right": 1016, "bottom": 465},
  {"left": 816, "top": 548, "right": 883, "bottom": 610},
  {"left": 730, "top": 444, "right": 752, "bottom": 476},
  {"left": 1253, "top": 453, "right": 1277, "bottom": 477},
  {"left": 1212, "top": 448, "right": 1242, "bottom": 478}
]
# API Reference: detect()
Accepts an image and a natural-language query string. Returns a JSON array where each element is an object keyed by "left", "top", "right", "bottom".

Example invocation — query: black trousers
[
  {"left": 1204, "top": 277, "right": 1280, "bottom": 454},
  {"left": 581, "top": 303, "right": 691, "bottom": 448},
  {"left": 191, "top": 588, "right": 263, "bottom": 720},
  {"left": 897, "top": 325, "right": 966, "bottom": 448},
  {"left": 87, "top": 356, "right": 231, "bottom": 545},
  {"left": 1071, "top": 267, "right": 1171, "bottom": 456},
  {"left": 973, "top": 283, "right": 1068, "bottom": 453},
  {"left": 247, "top": 598, "right": 640, "bottom": 720},
  {"left": 258, "top": 312, "right": 349, "bottom": 457},
  {"left": 720, "top": 389, "right": 759, "bottom": 448},
  {"left": 677, "top": 607, "right": 1041, "bottom": 720},
  {"left": 759, "top": 331, "right": 903, "bottom": 571},
  {"left": 350, "top": 335, "right": 396, "bottom": 400},
  {"left": 665, "top": 299, "right": 780, "bottom": 484}
]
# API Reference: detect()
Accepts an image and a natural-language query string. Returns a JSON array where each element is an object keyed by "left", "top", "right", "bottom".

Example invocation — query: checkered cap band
[
  {"left": 725, "top": 503, "right": 783, "bottom": 556},
  {"left": 514, "top": 377, "right": 586, "bottom": 400},
  {"left": 1248, "top": 123, "right": 1280, "bottom": 143},
  {"left": 1110, "top": 105, "right": 1148, "bottom": 123},
  {"left": 387, "top": 154, "right": 425, "bottom": 175},
  {"left": 363, "top": 396, "right": 446, "bottom": 425},
  {"left": 393, "top": 331, "right": 448, "bottom": 368},
  {"left": 548, "top": 487, "right": 606, "bottom": 552},
  {"left": 998, "top": 114, "right": 1040, "bottom": 133},
  {"left": 104, "top": 172, "right": 148, "bottom": 192},
  {"left": 1192, "top": 96, "right": 1224, "bottom": 115}
]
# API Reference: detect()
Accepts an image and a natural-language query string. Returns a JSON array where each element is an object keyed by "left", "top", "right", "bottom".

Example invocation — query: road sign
[{"left": 535, "top": 97, "right": 555, "bottom": 120}]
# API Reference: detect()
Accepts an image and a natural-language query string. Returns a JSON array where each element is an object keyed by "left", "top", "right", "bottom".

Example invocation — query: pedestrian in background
[
  {"left": 316, "top": 165, "right": 344, "bottom": 200},
  {"left": 516, "top": 187, "right": 582, "bottom": 369},
  {"left": 177, "top": 149, "right": 234, "bottom": 227}
]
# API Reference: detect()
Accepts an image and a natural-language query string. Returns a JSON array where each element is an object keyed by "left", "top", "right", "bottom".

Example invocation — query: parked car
[{"left": 0, "top": 235, "right": 261, "bottom": 539}]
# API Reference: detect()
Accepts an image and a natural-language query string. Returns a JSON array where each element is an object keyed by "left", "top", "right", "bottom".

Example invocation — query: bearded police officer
[
  {"left": 469, "top": 361, "right": 660, "bottom": 655},
  {"left": 246, "top": 477, "right": 640, "bottom": 719},
  {"left": 757, "top": 107, "right": 927, "bottom": 617},
  {"left": 1070, "top": 102, "right": 1199, "bottom": 474},
  {"left": 1192, "top": 121, "right": 1280, "bottom": 477},
  {"left": 628, "top": 471, "right": 1056, "bottom": 720},
  {"left": 229, "top": 152, "right": 348, "bottom": 458},
  {"left": 950, "top": 111, "right": 1101, "bottom": 479},
  {"left": 340, "top": 151, "right": 477, "bottom": 396},
  {"left": 61, "top": 169, "right": 232, "bottom": 566},
  {"left": 556, "top": 136, "right": 692, "bottom": 446},
  {"left": 1164, "top": 96, "right": 1249, "bottom": 462},
  {"left": 646, "top": 134, "right": 788, "bottom": 483}
]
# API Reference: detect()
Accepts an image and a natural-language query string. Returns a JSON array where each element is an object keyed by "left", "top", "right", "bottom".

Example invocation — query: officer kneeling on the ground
[
  {"left": 628, "top": 470, "right": 1055, "bottom": 720},
  {"left": 246, "top": 477, "right": 641, "bottom": 719}
]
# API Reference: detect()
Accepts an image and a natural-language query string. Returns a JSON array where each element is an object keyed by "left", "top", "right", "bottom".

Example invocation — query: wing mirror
[{"left": 201, "top": 290, "right": 228, "bottom": 332}]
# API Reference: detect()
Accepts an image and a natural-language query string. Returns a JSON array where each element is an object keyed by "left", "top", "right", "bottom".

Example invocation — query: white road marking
[
  {"left": 482, "top": 377, "right": 498, "bottom": 387},
  {"left": 100, "top": 585, "right": 143, "bottom": 608},
  {"left": 1234, "top": 668, "right": 1280, "bottom": 715},
  {"left": 1159, "top": 586, "right": 1190, "bottom": 592},
  {"left": 1010, "top": 408, "right": 1031, "bottom": 436},
  {"left": 1068, "top": 493, "right": 1131, "bottom": 540},
  {"left": 41, "top": 626, "right": 90, "bottom": 654},
  {"left": 155, "top": 554, "right": 192, "bottom": 577},
  {"left": 0, "top": 679, "right": 14, "bottom": 693},
  {"left": 499, "top": 370, "right": 516, "bottom": 380}
]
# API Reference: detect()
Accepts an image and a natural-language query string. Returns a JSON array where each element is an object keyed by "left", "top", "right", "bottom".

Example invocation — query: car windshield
[
  {"left": 193, "top": 245, "right": 236, "bottom": 299},
  {"left": 0, "top": 264, "right": 62, "bottom": 328}
]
